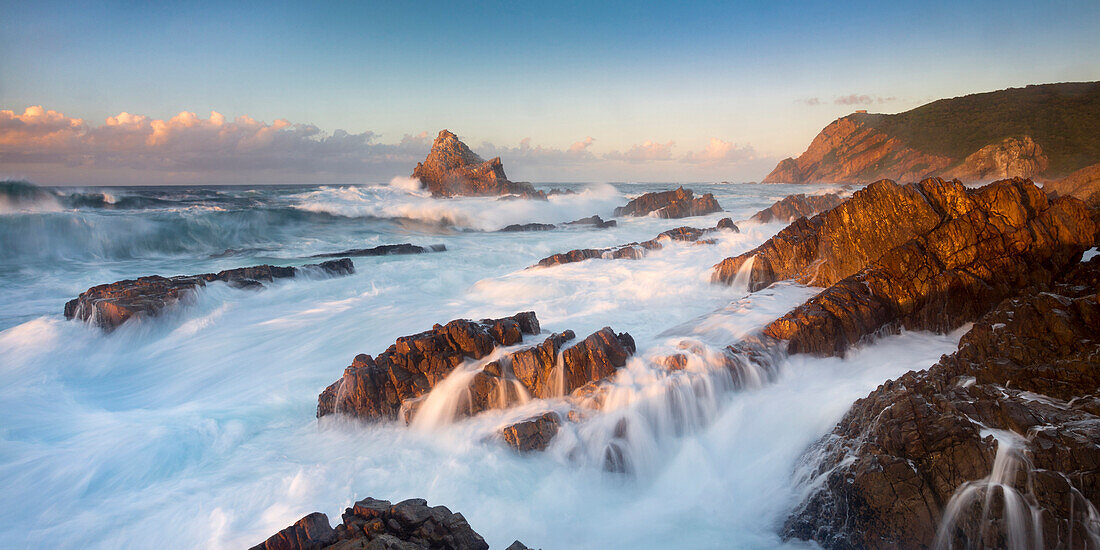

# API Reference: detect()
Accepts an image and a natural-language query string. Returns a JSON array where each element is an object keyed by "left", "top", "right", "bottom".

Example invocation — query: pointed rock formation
[{"left": 412, "top": 130, "right": 542, "bottom": 198}]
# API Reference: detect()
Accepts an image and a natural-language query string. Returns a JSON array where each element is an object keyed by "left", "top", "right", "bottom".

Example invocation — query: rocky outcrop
[
  {"left": 536, "top": 218, "right": 737, "bottom": 268},
  {"left": 760, "top": 179, "right": 1095, "bottom": 356},
  {"left": 749, "top": 193, "right": 844, "bottom": 224},
  {"left": 64, "top": 258, "right": 354, "bottom": 330},
  {"left": 1045, "top": 162, "right": 1100, "bottom": 206},
  {"left": 317, "top": 312, "right": 540, "bottom": 421},
  {"left": 412, "top": 130, "right": 541, "bottom": 198},
  {"left": 945, "top": 136, "right": 1049, "bottom": 182},
  {"left": 500, "top": 412, "right": 561, "bottom": 452},
  {"left": 761, "top": 115, "right": 953, "bottom": 184},
  {"left": 613, "top": 186, "right": 722, "bottom": 218},
  {"left": 783, "top": 257, "right": 1100, "bottom": 549},
  {"left": 252, "top": 497, "right": 492, "bottom": 550},
  {"left": 312, "top": 243, "right": 445, "bottom": 258},
  {"left": 565, "top": 215, "right": 617, "bottom": 228},
  {"left": 499, "top": 223, "right": 555, "bottom": 232}
]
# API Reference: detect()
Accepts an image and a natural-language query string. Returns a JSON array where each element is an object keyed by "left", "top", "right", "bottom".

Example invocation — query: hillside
[{"left": 764, "top": 81, "right": 1100, "bottom": 184}]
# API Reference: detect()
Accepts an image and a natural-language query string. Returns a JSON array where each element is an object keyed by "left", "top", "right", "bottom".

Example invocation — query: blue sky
[{"left": 1, "top": 0, "right": 1098, "bottom": 184}]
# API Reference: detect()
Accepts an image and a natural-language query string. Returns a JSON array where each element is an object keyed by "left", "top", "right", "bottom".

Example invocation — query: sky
[{"left": 1, "top": 0, "right": 1098, "bottom": 185}]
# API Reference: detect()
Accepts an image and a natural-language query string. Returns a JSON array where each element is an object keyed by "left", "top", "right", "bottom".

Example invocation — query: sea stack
[{"left": 412, "top": 130, "right": 543, "bottom": 198}]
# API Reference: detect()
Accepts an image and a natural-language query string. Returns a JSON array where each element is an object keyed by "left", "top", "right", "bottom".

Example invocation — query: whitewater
[{"left": 0, "top": 181, "right": 963, "bottom": 549}]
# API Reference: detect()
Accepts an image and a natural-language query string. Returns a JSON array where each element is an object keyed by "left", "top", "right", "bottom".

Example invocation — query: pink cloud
[
  {"left": 604, "top": 140, "right": 675, "bottom": 162},
  {"left": 680, "top": 138, "right": 755, "bottom": 165}
]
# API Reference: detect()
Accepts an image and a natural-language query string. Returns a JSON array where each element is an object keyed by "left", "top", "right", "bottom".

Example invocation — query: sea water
[{"left": 0, "top": 181, "right": 962, "bottom": 549}]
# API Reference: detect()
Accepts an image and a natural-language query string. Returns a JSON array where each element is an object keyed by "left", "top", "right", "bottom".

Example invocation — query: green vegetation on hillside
[{"left": 854, "top": 82, "right": 1100, "bottom": 176}]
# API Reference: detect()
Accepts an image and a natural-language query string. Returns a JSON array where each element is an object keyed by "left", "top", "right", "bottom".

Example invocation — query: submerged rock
[
  {"left": 565, "top": 215, "right": 617, "bottom": 228},
  {"left": 748, "top": 192, "right": 844, "bottom": 224},
  {"left": 500, "top": 411, "right": 562, "bottom": 452},
  {"left": 613, "top": 186, "right": 723, "bottom": 218},
  {"left": 64, "top": 258, "right": 354, "bottom": 331},
  {"left": 535, "top": 218, "right": 737, "bottom": 268},
  {"left": 412, "top": 130, "right": 542, "bottom": 198},
  {"left": 252, "top": 497, "right": 491, "bottom": 550},
  {"left": 761, "top": 178, "right": 1095, "bottom": 355},
  {"left": 311, "top": 243, "right": 445, "bottom": 258},
  {"left": 783, "top": 257, "right": 1100, "bottom": 549}
]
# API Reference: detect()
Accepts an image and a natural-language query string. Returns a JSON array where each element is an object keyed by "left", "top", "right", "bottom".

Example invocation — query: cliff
[{"left": 764, "top": 81, "right": 1100, "bottom": 184}]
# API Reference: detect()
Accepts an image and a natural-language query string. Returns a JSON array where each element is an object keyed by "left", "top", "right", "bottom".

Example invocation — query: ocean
[{"left": 0, "top": 180, "right": 963, "bottom": 548}]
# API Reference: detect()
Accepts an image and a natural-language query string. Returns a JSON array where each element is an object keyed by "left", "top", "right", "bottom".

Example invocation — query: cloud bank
[{"left": 0, "top": 106, "right": 770, "bottom": 184}]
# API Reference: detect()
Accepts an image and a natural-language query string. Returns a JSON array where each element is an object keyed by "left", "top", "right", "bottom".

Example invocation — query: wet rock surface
[
  {"left": 500, "top": 412, "right": 561, "bottom": 452},
  {"left": 748, "top": 192, "right": 844, "bottom": 224},
  {"left": 535, "top": 218, "right": 737, "bottom": 268},
  {"left": 761, "top": 178, "right": 1095, "bottom": 355},
  {"left": 63, "top": 258, "right": 354, "bottom": 330},
  {"left": 251, "top": 497, "right": 493, "bottom": 550},
  {"left": 565, "top": 215, "right": 616, "bottom": 228},
  {"left": 613, "top": 186, "right": 722, "bottom": 218},
  {"left": 317, "top": 312, "right": 541, "bottom": 421},
  {"left": 412, "top": 130, "right": 542, "bottom": 198},
  {"left": 499, "top": 223, "right": 555, "bottom": 232},
  {"left": 783, "top": 257, "right": 1100, "bottom": 549},
  {"left": 312, "top": 243, "right": 445, "bottom": 258}
]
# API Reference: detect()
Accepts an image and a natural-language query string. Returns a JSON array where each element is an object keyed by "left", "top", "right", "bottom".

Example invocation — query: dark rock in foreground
[
  {"left": 535, "top": 218, "right": 737, "bottom": 268},
  {"left": 613, "top": 186, "right": 722, "bottom": 218},
  {"left": 784, "top": 257, "right": 1100, "bottom": 549},
  {"left": 312, "top": 243, "right": 445, "bottom": 258},
  {"left": 412, "top": 130, "right": 543, "bottom": 198},
  {"left": 748, "top": 192, "right": 844, "bottom": 224},
  {"left": 762, "top": 178, "right": 1094, "bottom": 355},
  {"left": 64, "top": 258, "right": 354, "bottom": 331},
  {"left": 500, "top": 412, "right": 561, "bottom": 452},
  {"left": 251, "top": 497, "right": 492, "bottom": 550}
]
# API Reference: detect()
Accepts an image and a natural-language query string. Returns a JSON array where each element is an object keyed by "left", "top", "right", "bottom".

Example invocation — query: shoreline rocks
[
  {"left": 613, "top": 186, "right": 722, "bottom": 218},
  {"left": 63, "top": 258, "right": 354, "bottom": 331},
  {"left": 311, "top": 243, "right": 445, "bottom": 258},
  {"left": 535, "top": 218, "right": 738, "bottom": 268},
  {"left": 748, "top": 192, "right": 844, "bottom": 224},
  {"left": 783, "top": 257, "right": 1100, "bottom": 549},
  {"left": 412, "top": 130, "right": 543, "bottom": 198},
  {"left": 251, "top": 497, "right": 495, "bottom": 550}
]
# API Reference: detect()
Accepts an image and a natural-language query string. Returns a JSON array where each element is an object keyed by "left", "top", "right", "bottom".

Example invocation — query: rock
[
  {"left": 504, "top": 542, "right": 532, "bottom": 550},
  {"left": 535, "top": 219, "right": 734, "bottom": 268},
  {"left": 250, "top": 512, "right": 336, "bottom": 550},
  {"left": 762, "top": 179, "right": 1095, "bottom": 356},
  {"left": 499, "top": 223, "right": 555, "bottom": 232},
  {"left": 499, "top": 412, "right": 561, "bottom": 452},
  {"left": 255, "top": 497, "right": 489, "bottom": 550},
  {"left": 64, "top": 258, "right": 355, "bottom": 331},
  {"left": 510, "top": 331, "right": 576, "bottom": 399},
  {"left": 1045, "top": 162, "right": 1100, "bottom": 207},
  {"left": 748, "top": 193, "right": 844, "bottom": 224},
  {"left": 411, "top": 130, "right": 542, "bottom": 198},
  {"left": 317, "top": 312, "right": 541, "bottom": 421},
  {"left": 560, "top": 327, "right": 635, "bottom": 394},
  {"left": 946, "top": 136, "right": 1049, "bottom": 182},
  {"left": 783, "top": 257, "right": 1100, "bottom": 549},
  {"left": 565, "top": 215, "right": 617, "bottom": 228},
  {"left": 311, "top": 243, "right": 446, "bottom": 258},
  {"left": 613, "top": 186, "right": 723, "bottom": 218}
]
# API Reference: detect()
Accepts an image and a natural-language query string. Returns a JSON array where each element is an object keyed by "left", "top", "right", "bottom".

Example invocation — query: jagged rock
[
  {"left": 250, "top": 512, "right": 336, "bottom": 550},
  {"left": 535, "top": 219, "right": 736, "bottom": 268},
  {"left": 762, "top": 179, "right": 1095, "bottom": 355},
  {"left": 510, "top": 331, "right": 576, "bottom": 399},
  {"left": 749, "top": 193, "right": 844, "bottom": 223},
  {"left": 946, "top": 136, "right": 1049, "bottom": 182},
  {"left": 63, "top": 258, "right": 354, "bottom": 331},
  {"left": 505, "top": 542, "right": 532, "bottom": 550},
  {"left": 499, "top": 223, "right": 555, "bottom": 232},
  {"left": 783, "top": 258, "right": 1100, "bottom": 549},
  {"left": 560, "top": 328, "right": 636, "bottom": 394},
  {"left": 312, "top": 243, "right": 445, "bottom": 258},
  {"left": 613, "top": 186, "right": 722, "bottom": 218},
  {"left": 412, "top": 130, "right": 542, "bottom": 198},
  {"left": 317, "top": 312, "right": 541, "bottom": 421},
  {"left": 1045, "top": 162, "right": 1100, "bottom": 207},
  {"left": 565, "top": 215, "right": 617, "bottom": 228},
  {"left": 254, "top": 497, "right": 489, "bottom": 550},
  {"left": 499, "top": 412, "right": 561, "bottom": 452}
]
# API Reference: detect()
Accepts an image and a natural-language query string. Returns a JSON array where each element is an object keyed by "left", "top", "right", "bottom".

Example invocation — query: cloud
[
  {"left": 833, "top": 94, "right": 899, "bottom": 106},
  {"left": 476, "top": 135, "right": 599, "bottom": 167},
  {"left": 604, "top": 140, "right": 675, "bottom": 163},
  {"left": 680, "top": 138, "right": 756, "bottom": 165},
  {"left": 797, "top": 97, "right": 822, "bottom": 106},
  {"left": 0, "top": 106, "right": 431, "bottom": 177},
  {"left": 569, "top": 136, "right": 595, "bottom": 152}
]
